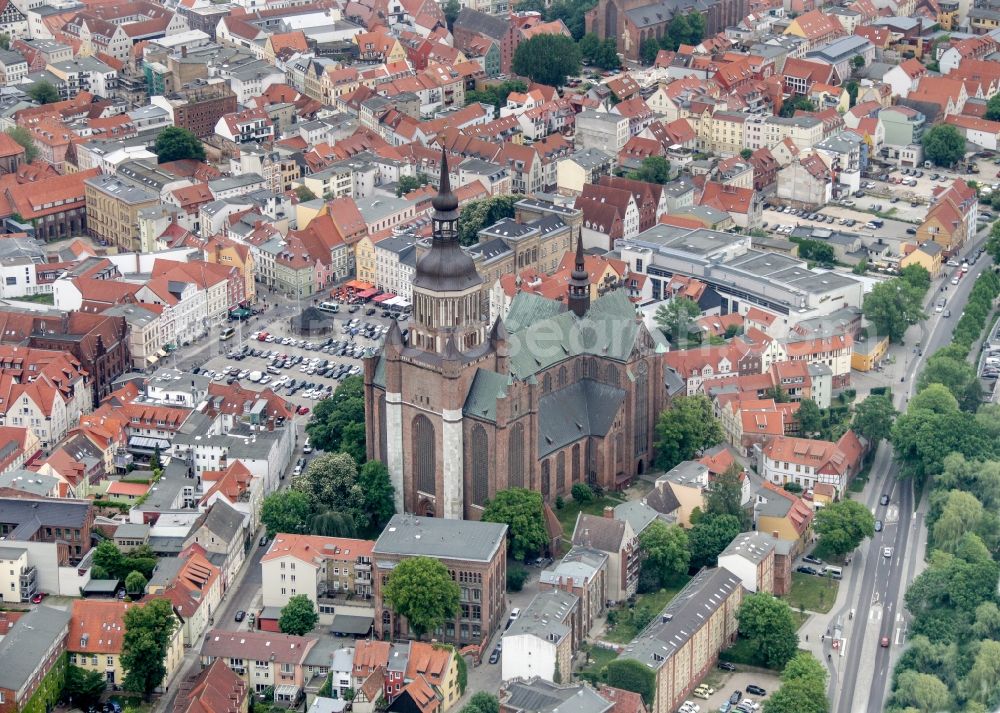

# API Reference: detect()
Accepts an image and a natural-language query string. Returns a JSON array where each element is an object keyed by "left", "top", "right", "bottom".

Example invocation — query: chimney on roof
[
  {"left": 772, "top": 531, "right": 779, "bottom": 539},
  {"left": 603, "top": 506, "right": 613, "bottom": 519}
]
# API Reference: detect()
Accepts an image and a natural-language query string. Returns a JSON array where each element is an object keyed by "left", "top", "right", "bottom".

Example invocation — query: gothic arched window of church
[
  {"left": 558, "top": 366, "right": 567, "bottom": 387},
  {"left": 412, "top": 415, "right": 436, "bottom": 495},
  {"left": 572, "top": 444, "right": 581, "bottom": 483},
  {"left": 541, "top": 460, "right": 551, "bottom": 499},
  {"left": 471, "top": 425, "right": 489, "bottom": 506},
  {"left": 615, "top": 432, "right": 624, "bottom": 471},
  {"left": 543, "top": 373, "right": 552, "bottom": 393},
  {"left": 634, "top": 368, "right": 648, "bottom": 457},
  {"left": 508, "top": 423, "right": 525, "bottom": 488},
  {"left": 607, "top": 365, "right": 620, "bottom": 387},
  {"left": 556, "top": 452, "right": 566, "bottom": 494}
]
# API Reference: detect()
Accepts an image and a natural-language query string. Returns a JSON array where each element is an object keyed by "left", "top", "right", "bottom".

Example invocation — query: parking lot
[
  {"left": 679, "top": 669, "right": 781, "bottom": 713},
  {"left": 762, "top": 204, "right": 915, "bottom": 247},
  {"left": 194, "top": 307, "right": 404, "bottom": 413}
]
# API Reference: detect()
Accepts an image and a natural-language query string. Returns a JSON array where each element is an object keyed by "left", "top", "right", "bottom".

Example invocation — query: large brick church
[
  {"left": 585, "top": 0, "right": 747, "bottom": 61},
  {"left": 363, "top": 152, "right": 669, "bottom": 520}
]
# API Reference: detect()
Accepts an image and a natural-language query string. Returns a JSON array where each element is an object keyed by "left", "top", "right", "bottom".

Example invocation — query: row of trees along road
[{"left": 885, "top": 244, "right": 1000, "bottom": 712}]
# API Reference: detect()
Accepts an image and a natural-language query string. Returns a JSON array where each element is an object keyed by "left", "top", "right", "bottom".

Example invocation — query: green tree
[
  {"left": 294, "top": 185, "right": 317, "bottom": 202},
  {"left": 153, "top": 126, "right": 206, "bottom": 163},
  {"left": 64, "top": 665, "right": 108, "bottom": 708},
  {"left": 507, "top": 565, "right": 528, "bottom": 592},
  {"left": 852, "top": 393, "right": 896, "bottom": 445},
  {"left": 571, "top": 482, "right": 594, "bottom": 503},
  {"left": 0, "top": 34, "right": 9, "bottom": 51},
  {"left": 930, "top": 489, "right": 985, "bottom": 554},
  {"left": 382, "top": 556, "right": 461, "bottom": 638},
  {"left": 862, "top": 277, "right": 926, "bottom": 343},
  {"left": 704, "top": 463, "right": 748, "bottom": 527},
  {"left": 736, "top": 593, "right": 799, "bottom": 669},
  {"left": 93, "top": 540, "right": 125, "bottom": 580},
  {"left": 899, "top": 264, "right": 931, "bottom": 293},
  {"left": 396, "top": 173, "right": 429, "bottom": 197},
  {"left": 122, "top": 599, "right": 177, "bottom": 699},
  {"left": 27, "top": 80, "right": 59, "bottom": 105},
  {"left": 814, "top": 499, "right": 875, "bottom": 556},
  {"left": 795, "top": 398, "right": 823, "bottom": 436},
  {"left": 592, "top": 38, "right": 620, "bottom": 71},
  {"left": 309, "top": 508, "right": 358, "bottom": 537},
  {"left": 987, "top": 93, "right": 1000, "bottom": 121},
  {"left": 962, "top": 638, "right": 1000, "bottom": 705},
  {"left": 482, "top": 488, "right": 548, "bottom": 560},
  {"left": 851, "top": 54, "right": 866, "bottom": 69},
  {"left": 664, "top": 13, "right": 690, "bottom": 50},
  {"left": 579, "top": 32, "right": 600, "bottom": 62},
  {"left": 444, "top": 0, "right": 461, "bottom": 30},
  {"left": 294, "top": 452, "right": 365, "bottom": 529},
  {"left": 261, "top": 489, "right": 314, "bottom": 537},
  {"left": 779, "top": 96, "right": 815, "bottom": 118},
  {"left": 149, "top": 444, "right": 162, "bottom": 471},
  {"left": 358, "top": 460, "right": 396, "bottom": 535},
  {"left": 465, "top": 80, "right": 527, "bottom": 116},
  {"left": 627, "top": 155, "right": 671, "bottom": 184},
  {"left": 513, "top": 34, "right": 581, "bottom": 87},
  {"left": 461, "top": 692, "right": 500, "bottom": 713},
  {"left": 653, "top": 395, "right": 724, "bottom": 470},
  {"left": 638, "top": 521, "right": 689, "bottom": 587},
  {"left": 689, "top": 513, "right": 742, "bottom": 568},
  {"left": 922, "top": 124, "right": 966, "bottom": 167},
  {"left": 125, "top": 570, "right": 147, "bottom": 596},
  {"left": 639, "top": 38, "right": 660, "bottom": 65},
  {"left": 305, "top": 375, "right": 365, "bottom": 455},
  {"left": 972, "top": 601, "right": 1000, "bottom": 639},
  {"left": 892, "top": 670, "right": 952, "bottom": 712},
  {"left": 6, "top": 126, "right": 38, "bottom": 163},
  {"left": 765, "top": 386, "right": 790, "bottom": 403},
  {"left": 279, "top": 594, "right": 319, "bottom": 635},
  {"left": 792, "top": 238, "right": 835, "bottom": 265},
  {"left": 764, "top": 651, "right": 829, "bottom": 713},
  {"left": 845, "top": 79, "right": 859, "bottom": 107},
  {"left": 653, "top": 296, "right": 700, "bottom": 345},
  {"left": 685, "top": 11, "right": 706, "bottom": 44},
  {"left": 917, "top": 349, "right": 981, "bottom": 411},
  {"left": 456, "top": 194, "right": 520, "bottom": 246},
  {"left": 740, "top": 148, "right": 753, "bottom": 160},
  {"left": 604, "top": 659, "right": 656, "bottom": 704}
]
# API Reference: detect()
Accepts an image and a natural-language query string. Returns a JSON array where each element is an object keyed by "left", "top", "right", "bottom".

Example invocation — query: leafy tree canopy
[
  {"left": 279, "top": 594, "right": 319, "bottom": 636},
  {"left": 795, "top": 398, "right": 823, "bottom": 436},
  {"left": 986, "top": 93, "right": 1000, "bottom": 121},
  {"left": 653, "top": 296, "right": 700, "bottom": 345},
  {"left": 64, "top": 665, "right": 108, "bottom": 708},
  {"left": 638, "top": 521, "right": 689, "bottom": 588},
  {"left": 922, "top": 124, "right": 966, "bottom": 167},
  {"left": 122, "top": 599, "right": 177, "bottom": 699},
  {"left": 852, "top": 393, "right": 896, "bottom": 445},
  {"left": 27, "top": 80, "right": 59, "bottom": 105},
  {"left": 396, "top": 173, "right": 429, "bottom": 197},
  {"left": 153, "top": 126, "right": 206, "bottom": 163},
  {"left": 5, "top": 127, "right": 37, "bottom": 164},
  {"left": 736, "top": 593, "right": 799, "bottom": 669},
  {"left": 814, "top": 499, "right": 875, "bottom": 556},
  {"left": 917, "top": 349, "right": 981, "bottom": 412},
  {"left": 261, "top": 488, "right": 314, "bottom": 537},
  {"left": 704, "top": 463, "right": 749, "bottom": 527},
  {"left": 513, "top": 34, "right": 581, "bottom": 87},
  {"left": 627, "top": 156, "right": 672, "bottom": 184},
  {"left": 482, "top": 488, "right": 548, "bottom": 560},
  {"left": 305, "top": 375, "right": 366, "bottom": 460},
  {"left": 689, "top": 512, "right": 742, "bottom": 569},
  {"left": 653, "top": 395, "right": 725, "bottom": 470},
  {"left": 862, "top": 277, "right": 926, "bottom": 343},
  {"left": 457, "top": 195, "right": 519, "bottom": 246},
  {"left": 383, "top": 556, "right": 461, "bottom": 638},
  {"left": 604, "top": 659, "right": 656, "bottom": 704},
  {"left": 779, "top": 95, "right": 815, "bottom": 118}
]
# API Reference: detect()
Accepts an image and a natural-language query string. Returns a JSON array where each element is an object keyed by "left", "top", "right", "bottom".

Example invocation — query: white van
[{"left": 824, "top": 566, "right": 843, "bottom": 580}]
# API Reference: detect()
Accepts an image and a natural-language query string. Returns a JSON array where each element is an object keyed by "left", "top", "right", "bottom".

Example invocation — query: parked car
[
  {"left": 796, "top": 566, "right": 820, "bottom": 575},
  {"left": 730, "top": 691, "right": 742, "bottom": 705},
  {"left": 489, "top": 644, "right": 501, "bottom": 664},
  {"left": 745, "top": 685, "right": 766, "bottom": 696},
  {"left": 235, "top": 610, "right": 246, "bottom": 622},
  {"left": 718, "top": 661, "right": 737, "bottom": 671},
  {"left": 802, "top": 555, "right": 823, "bottom": 565},
  {"left": 31, "top": 592, "right": 44, "bottom": 604}
]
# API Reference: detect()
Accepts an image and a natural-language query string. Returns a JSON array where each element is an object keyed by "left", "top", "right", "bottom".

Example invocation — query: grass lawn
[
  {"left": 14, "top": 293, "right": 53, "bottom": 305},
  {"left": 784, "top": 572, "right": 840, "bottom": 614},
  {"left": 556, "top": 495, "right": 626, "bottom": 537},
  {"left": 603, "top": 575, "right": 692, "bottom": 644},
  {"left": 577, "top": 643, "right": 619, "bottom": 683}
]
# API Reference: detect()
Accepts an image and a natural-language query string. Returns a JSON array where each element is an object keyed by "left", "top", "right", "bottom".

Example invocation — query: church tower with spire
[
  {"left": 567, "top": 234, "right": 591, "bottom": 318},
  {"left": 409, "top": 151, "right": 485, "bottom": 354}
]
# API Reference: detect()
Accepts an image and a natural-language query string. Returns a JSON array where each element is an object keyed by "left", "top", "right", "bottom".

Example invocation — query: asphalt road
[{"left": 835, "top": 226, "right": 995, "bottom": 713}]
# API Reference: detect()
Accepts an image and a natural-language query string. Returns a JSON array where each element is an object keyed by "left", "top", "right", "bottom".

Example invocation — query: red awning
[
  {"left": 344, "top": 280, "right": 373, "bottom": 290},
  {"left": 356, "top": 288, "right": 379, "bottom": 299},
  {"left": 372, "top": 293, "right": 394, "bottom": 303}
]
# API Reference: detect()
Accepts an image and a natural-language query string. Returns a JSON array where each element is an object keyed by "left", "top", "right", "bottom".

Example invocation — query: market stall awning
[
  {"left": 146, "top": 355, "right": 158, "bottom": 364},
  {"left": 356, "top": 288, "right": 379, "bottom": 299},
  {"left": 372, "top": 293, "right": 394, "bottom": 303},
  {"left": 344, "top": 280, "right": 373, "bottom": 290}
]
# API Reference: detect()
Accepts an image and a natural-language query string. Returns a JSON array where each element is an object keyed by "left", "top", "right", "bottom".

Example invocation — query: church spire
[{"left": 568, "top": 233, "right": 590, "bottom": 317}]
